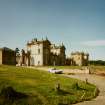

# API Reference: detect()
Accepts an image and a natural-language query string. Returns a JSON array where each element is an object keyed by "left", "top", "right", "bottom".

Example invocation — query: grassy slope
[
  {"left": 0, "top": 65, "right": 96, "bottom": 105},
  {"left": 90, "top": 66, "right": 105, "bottom": 71}
]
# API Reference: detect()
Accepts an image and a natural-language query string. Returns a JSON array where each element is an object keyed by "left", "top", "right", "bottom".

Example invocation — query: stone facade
[
  {"left": 0, "top": 47, "right": 16, "bottom": 65},
  {"left": 16, "top": 38, "right": 89, "bottom": 67},
  {"left": 27, "top": 38, "right": 51, "bottom": 66},
  {"left": 50, "top": 44, "right": 66, "bottom": 66},
  {"left": 70, "top": 52, "right": 89, "bottom": 66},
  {"left": 18, "top": 38, "right": 66, "bottom": 66}
]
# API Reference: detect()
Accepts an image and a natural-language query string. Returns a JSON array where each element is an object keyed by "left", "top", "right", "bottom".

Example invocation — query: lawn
[
  {"left": 0, "top": 65, "right": 97, "bottom": 105},
  {"left": 90, "top": 66, "right": 105, "bottom": 71},
  {"left": 40, "top": 66, "right": 83, "bottom": 69}
]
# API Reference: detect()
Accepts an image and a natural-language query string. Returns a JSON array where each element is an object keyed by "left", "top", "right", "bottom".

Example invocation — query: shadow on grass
[
  {"left": 0, "top": 86, "right": 28, "bottom": 99},
  {"left": 72, "top": 82, "right": 90, "bottom": 91},
  {"left": 56, "top": 89, "right": 74, "bottom": 96},
  {"left": 58, "top": 103, "right": 68, "bottom": 105},
  {"left": 0, "top": 86, "right": 44, "bottom": 105},
  {"left": 0, "top": 86, "right": 28, "bottom": 105}
]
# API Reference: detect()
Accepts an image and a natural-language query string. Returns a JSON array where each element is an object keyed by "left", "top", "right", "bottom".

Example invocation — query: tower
[{"left": 27, "top": 38, "right": 51, "bottom": 66}]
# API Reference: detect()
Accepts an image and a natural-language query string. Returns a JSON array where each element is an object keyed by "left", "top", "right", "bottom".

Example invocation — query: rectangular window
[
  {"left": 38, "top": 61, "right": 40, "bottom": 65},
  {"left": 38, "top": 49, "right": 40, "bottom": 54}
]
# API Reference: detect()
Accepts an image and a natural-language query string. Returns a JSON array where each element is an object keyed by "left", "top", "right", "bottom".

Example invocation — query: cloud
[{"left": 81, "top": 40, "right": 105, "bottom": 46}]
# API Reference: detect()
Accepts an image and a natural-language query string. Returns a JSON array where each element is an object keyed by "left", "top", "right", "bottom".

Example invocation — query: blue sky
[{"left": 0, "top": 0, "right": 105, "bottom": 60}]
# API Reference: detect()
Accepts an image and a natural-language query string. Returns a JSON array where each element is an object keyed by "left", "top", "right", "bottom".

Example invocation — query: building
[
  {"left": 70, "top": 52, "right": 89, "bottom": 66},
  {"left": 0, "top": 47, "right": 16, "bottom": 65},
  {"left": 27, "top": 38, "right": 51, "bottom": 66},
  {"left": 50, "top": 44, "right": 66, "bottom": 66},
  {"left": 16, "top": 38, "right": 89, "bottom": 67},
  {"left": 18, "top": 38, "right": 66, "bottom": 66}
]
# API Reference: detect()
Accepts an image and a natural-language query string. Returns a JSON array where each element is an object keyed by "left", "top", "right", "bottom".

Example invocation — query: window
[
  {"left": 78, "top": 57, "right": 80, "bottom": 60},
  {"left": 38, "top": 61, "right": 40, "bottom": 65},
  {"left": 38, "top": 49, "right": 40, "bottom": 54}
]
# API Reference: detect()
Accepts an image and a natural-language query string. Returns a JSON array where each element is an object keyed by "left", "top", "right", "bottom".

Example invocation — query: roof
[
  {"left": 51, "top": 44, "right": 65, "bottom": 49},
  {"left": 0, "top": 47, "right": 14, "bottom": 51},
  {"left": 27, "top": 38, "right": 51, "bottom": 46},
  {"left": 71, "top": 51, "right": 89, "bottom": 55}
]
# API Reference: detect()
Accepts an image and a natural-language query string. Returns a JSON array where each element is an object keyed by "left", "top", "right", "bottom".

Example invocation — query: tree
[{"left": 15, "top": 48, "right": 20, "bottom": 56}]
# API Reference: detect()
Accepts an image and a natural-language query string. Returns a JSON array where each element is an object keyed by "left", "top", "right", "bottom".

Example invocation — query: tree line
[{"left": 89, "top": 60, "right": 105, "bottom": 66}]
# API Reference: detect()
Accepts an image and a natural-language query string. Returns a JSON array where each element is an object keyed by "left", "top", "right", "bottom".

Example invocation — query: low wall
[{"left": 64, "top": 69, "right": 90, "bottom": 74}]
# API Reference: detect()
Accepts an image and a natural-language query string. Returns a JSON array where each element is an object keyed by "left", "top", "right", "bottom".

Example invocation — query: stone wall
[
  {"left": 64, "top": 69, "right": 90, "bottom": 74},
  {"left": 27, "top": 39, "right": 51, "bottom": 66},
  {"left": 0, "top": 48, "right": 16, "bottom": 65},
  {"left": 0, "top": 50, "right": 2, "bottom": 64},
  {"left": 71, "top": 52, "right": 89, "bottom": 66}
]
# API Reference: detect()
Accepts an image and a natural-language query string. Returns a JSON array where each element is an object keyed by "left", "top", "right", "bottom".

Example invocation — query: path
[{"left": 65, "top": 74, "right": 105, "bottom": 105}]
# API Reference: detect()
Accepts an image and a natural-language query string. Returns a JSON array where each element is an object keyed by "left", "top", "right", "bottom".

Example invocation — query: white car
[{"left": 48, "top": 68, "right": 63, "bottom": 74}]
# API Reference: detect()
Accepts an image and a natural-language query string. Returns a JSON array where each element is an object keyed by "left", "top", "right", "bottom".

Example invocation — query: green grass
[
  {"left": 42, "top": 66, "right": 83, "bottom": 69},
  {"left": 90, "top": 66, "right": 105, "bottom": 71},
  {"left": 0, "top": 65, "right": 97, "bottom": 105}
]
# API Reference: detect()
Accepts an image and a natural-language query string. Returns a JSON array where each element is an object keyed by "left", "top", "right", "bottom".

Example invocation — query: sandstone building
[
  {"left": 18, "top": 38, "right": 66, "bottom": 66},
  {"left": 50, "top": 44, "right": 65, "bottom": 66},
  {"left": 70, "top": 52, "right": 89, "bottom": 66},
  {"left": 0, "top": 47, "right": 16, "bottom": 65},
  {"left": 27, "top": 38, "right": 51, "bottom": 66},
  {"left": 16, "top": 38, "right": 89, "bottom": 66}
]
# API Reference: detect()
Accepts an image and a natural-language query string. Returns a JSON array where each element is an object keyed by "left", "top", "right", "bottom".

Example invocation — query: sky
[{"left": 0, "top": 0, "right": 105, "bottom": 60}]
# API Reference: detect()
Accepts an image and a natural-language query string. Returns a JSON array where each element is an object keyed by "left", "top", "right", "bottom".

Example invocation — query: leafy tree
[
  {"left": 89, "top": 60, "right": 105, "bottom": 66},
  {"left": 15, "top": 48, "right": 20, "bottom": 56}
]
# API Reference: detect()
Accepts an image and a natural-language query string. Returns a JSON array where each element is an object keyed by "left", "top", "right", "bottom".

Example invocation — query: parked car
[{"left": 48, "top": 68, "right": 63, "bottom": 74}]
